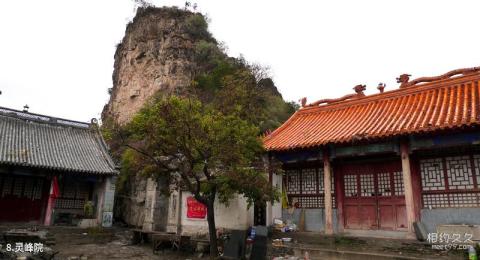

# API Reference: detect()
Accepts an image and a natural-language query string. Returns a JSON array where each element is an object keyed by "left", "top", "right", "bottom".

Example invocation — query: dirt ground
[
  {"left": 1, "top": 225, "right": 209, "bottom": 260},
  {"left": 270, "top": 231, "right": 467, "bottom": 259},
  {"left": 52, "top": 227, "right": 210, "bottom": 260},
  {"left": 2, "top": 225, "right": 473, "bottom": 259}
]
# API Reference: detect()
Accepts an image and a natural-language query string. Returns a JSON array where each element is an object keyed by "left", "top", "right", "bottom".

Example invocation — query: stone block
[
  {"left": 436, "top": 224, "right": 480, "bottom": 242},
  {"left": 78, "top": 219, "right": 98, "bottom": 228}
]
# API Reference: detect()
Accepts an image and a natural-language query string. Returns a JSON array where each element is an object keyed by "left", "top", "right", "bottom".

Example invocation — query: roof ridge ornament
[
  {"left": 353, "top": 84, "right": 366, "bottom": 95},
  {"left": 299, "top": 97, "right": 307, "bottom": 107},
  {"left": 396, "top": 74, "right": 411, "bottom": 88},
  {"left": 302, "top": 84, "right": 366, "bottom": 108},
  {"left": 398, "top": 67, "right": 480, "bottom": 88},
  {"left": 377, "top": 83, "right": 386, "bottom": 93}
]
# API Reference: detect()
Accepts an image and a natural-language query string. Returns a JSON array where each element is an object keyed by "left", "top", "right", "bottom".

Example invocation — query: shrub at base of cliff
[{"left": 117, "top": 95, "right": 278, "bottom": 257}]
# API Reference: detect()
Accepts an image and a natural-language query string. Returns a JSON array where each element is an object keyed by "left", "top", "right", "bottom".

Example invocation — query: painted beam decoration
[
  {"left": 410, "top": 132, "right": 480, "bottom": 151},
  {"left": 332, "top": 141, "right": 398, "bottom": 158},
  {"left": 186, "top": 196, "right": 207, "bottom": 219}
]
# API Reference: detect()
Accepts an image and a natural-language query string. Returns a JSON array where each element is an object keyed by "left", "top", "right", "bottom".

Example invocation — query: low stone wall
[
  {"left": 115, "top": 175, "right": 168, "bottom": 231},
  {"left": 282, "top": 208, "right": 338, "bottom": 233},
  {"left": 420, "top": 208, "right": 480, "bottom": 233}
]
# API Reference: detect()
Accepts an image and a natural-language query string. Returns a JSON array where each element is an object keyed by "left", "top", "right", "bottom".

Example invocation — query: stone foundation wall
[
  {"left": 282, "top": 208, "right": 339, "bottom": 233},
  {"left": 115, "top": 175, "right": 169, "bottom": 230},
  {"left": 420, "top": 208, "right": 480, "bottom": 233},
  {"left": 116, "top": 175, "right": 146, "bottom": 227}
]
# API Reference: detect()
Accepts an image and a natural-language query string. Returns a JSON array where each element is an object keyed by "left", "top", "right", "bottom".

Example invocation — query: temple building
[
  {"left": 0, "top": 106, "right": 118, "bottom": 227},
  {"left": 264, "top": 67, "right": 480, "bottom": 238}
]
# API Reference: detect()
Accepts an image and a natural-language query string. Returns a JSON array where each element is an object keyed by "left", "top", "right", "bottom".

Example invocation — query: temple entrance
[{"left": 338, "top": 161, "right": 407, "bottom": 231}]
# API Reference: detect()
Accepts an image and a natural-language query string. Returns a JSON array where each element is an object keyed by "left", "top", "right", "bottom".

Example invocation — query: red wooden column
[
  {"left": 400, "top": 141, "right": 416, "bottom": 234},
  {"left": 323, "top": 150, "right": 334, "bottom": 235}
]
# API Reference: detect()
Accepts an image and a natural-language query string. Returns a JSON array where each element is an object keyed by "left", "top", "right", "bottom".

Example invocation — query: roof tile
[
  {"left": 0, "top": 107, "right": 118, "bottom": 175},
  {"left": 264, "top": 68, "right": 480, "bottom": 151}
]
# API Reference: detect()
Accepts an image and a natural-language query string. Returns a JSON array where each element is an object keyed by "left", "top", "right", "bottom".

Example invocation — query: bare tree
[
  {"left": 249, "top": 62, "right": 272, "bottom": 84},
  {"left": 133, "top": 0, "right": 153, "bottom": 8}
]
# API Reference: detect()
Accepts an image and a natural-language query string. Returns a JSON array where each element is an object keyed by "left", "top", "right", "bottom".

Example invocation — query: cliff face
[
  {"left": 102, "top": 6, "right": 296, "bottom": 229},
  {"left": 103, "top": 7, "right": 206, "bottom": 125},
  {"left": 103, "top": 7, "right": 209, "bottom": 229}
]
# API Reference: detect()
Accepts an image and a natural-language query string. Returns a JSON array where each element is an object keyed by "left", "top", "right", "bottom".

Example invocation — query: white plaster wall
[
  {"left": 142, "top": 178, "right": 157, "bottom": 231},
  {"left": 94, "top": 177, "right": 105, "bottom": 226},
  {"left": 179, "top": 192, "right": 254, "bottom": 236},
  {"left": 269, "top": 173, "right": 283, "bottom": 225},
  {"left": 92, "top": 176, "right": 115, "bottom": 227},
  {"left": 166, "top": 190, "right": 181, "bottom": 233},
  {"left": 101, "top": 176, "right": 116, "bottom": 227}
]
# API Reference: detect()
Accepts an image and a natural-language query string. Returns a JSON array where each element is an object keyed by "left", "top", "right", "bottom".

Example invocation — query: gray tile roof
[{"left": 0, "top": 107, "right": 118, "bottom": 175}]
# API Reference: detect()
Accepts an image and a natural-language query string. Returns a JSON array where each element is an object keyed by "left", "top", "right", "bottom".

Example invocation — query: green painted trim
[{"left": 332, "top": 141, "right": 398, "bottom": 158}]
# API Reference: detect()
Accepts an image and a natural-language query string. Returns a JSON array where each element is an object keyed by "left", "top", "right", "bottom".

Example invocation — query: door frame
[{"left": 336, "top": 160, "right": 407, "bottom": 231}]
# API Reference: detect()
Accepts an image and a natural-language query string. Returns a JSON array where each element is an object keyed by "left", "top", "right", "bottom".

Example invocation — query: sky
[{"left": 1, "top": 0, "right": 479, "bottom": 122}]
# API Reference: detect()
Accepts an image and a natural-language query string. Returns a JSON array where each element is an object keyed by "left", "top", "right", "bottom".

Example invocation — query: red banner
[
  {"left": 186, "top": 196, "right": 207, "bottom": 219},
  {"left": 51, "top": 176, "right": 60, "bottom": 199}
]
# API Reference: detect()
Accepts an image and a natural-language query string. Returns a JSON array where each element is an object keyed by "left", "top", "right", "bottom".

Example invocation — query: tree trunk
[{"left": 206, "top": 200, "right": 219, "bottom": 258}]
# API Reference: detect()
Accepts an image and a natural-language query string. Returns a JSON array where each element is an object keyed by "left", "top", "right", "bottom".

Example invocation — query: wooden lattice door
[{"left": 339, "top": 161, "right": 407, "bottom": 231}]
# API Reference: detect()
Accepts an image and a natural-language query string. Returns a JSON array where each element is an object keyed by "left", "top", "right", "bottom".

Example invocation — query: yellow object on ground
[{"left": 281, "top": 184, "right": 288, "bottom": 209}]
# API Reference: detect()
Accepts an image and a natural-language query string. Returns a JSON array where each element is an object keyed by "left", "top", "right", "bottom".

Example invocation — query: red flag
[{"left": 50, "top": 176, "right": 60, "bottom": 199}]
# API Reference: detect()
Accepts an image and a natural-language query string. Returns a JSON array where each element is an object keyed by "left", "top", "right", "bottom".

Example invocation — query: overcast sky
[{"left": 1, "top": 0, "right": 479, "bottom": 122}]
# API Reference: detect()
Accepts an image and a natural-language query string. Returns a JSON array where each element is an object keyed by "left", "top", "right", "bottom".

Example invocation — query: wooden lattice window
[
  {"left": 1, "top": 177, "right": 13, "bottom": 197},
  {"left": 55, "top": 179, "right": 91, "bottom": 210},
  {"left": 291, "top": 197, "right": 323, "bottom": 208},
  {"left": 302, "top": 168, "right": 317, "bottom": 194},
  {"left": 420, "top": 155, "right": 480, "bottom": 208},
  {"left": 344, "top": 174, "right": 357, "bottom": 197},
  {"left": 474, "top": 155, "right": 480, "bottom": 186},
  {"left": 284, "top": 167, "right": 335, "bottom": 209},
  {"left": 343, "top": 170, "right": 403, "bottom": 198},
  {"left": 32, "top": 179, "right": 43, "bottom": 199},
  {"left": 378, "top": 173, "right": 392, "bottom": 196},
  {"left": 318, "top": 168, "right": 335, "bottom": 193},
  {"left": 360, "top": 174, "right": 375, "bottom": 197},
  {"left": 0, "top": 176, "right": 44, "bottom": 200},
  {"left": 12, "top": 178, "right": 24, "bottom": 196},
  {"left": 394, "top": 171, "right": 404, "bottom": 195},
  {"left": 23, "top": 179, "right": 34, "bottom": 198},
  {"left": 446, "top": 156, "right": 474, "bottom": 189},
  {"left": 285, "top": 169, "right": 301, "bottom": 194},
  {"left": 290, "top": 196, "right": 336, "bottom": 209},
  {"left": 420, "top": 158, "right": 445, "bottom": 191}
]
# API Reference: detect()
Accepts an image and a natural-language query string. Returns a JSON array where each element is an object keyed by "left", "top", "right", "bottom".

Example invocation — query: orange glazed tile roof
[{"left": 264, "top": 67, "right": 480, "bottom": 151}]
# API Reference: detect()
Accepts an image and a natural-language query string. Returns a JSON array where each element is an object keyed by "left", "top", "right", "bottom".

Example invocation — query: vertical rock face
[
  {"left": 103, "top": 6, "right": 295, "bottom": 230},
  {"left": 104, "top": 7, "right": 208, "bottom": 229},
  {"left": 103, "top": 7, "right": 200, "bottom": 125}
]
